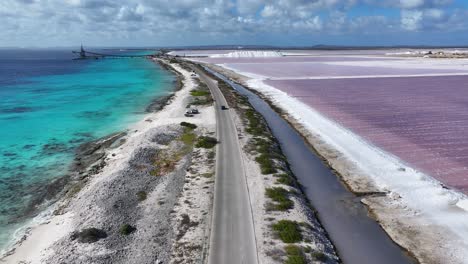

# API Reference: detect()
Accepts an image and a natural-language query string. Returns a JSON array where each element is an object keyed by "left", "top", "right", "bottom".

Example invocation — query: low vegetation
[
  {"left": 265, "top": 187, "right": 294, "bottom": 211},
  {"left": 190, "top": 79, "right": 213, "bottom": 105},
  {"left": 196, "top": 136, "right": 218, "bottom": 148},
  {"left": 180, "top": 129, "right": 197, "bottom": 146},
  {"left": 255, "top": 153, "right": 277, "bottom": 174},
  {"left": 136, "top": 191, "right": 147, "bottom": 201},
  {"left": 119, "top": 224, "right": 137, "bottom": 236},
  {"left": 150, "top": 126, "right": 198, "bottom": 176},
  {"left": 284, "top": 245, "right": 307, "bottom": 264},
  {"left": 70, "top": 228, "right": 107, "bottom": 243},
  {"left": 272, "top": 220, "right": 303, "bottom": 243},
  {"left": 241, "top": 101, "right": 287, "bottom": 176},
  {"left": 180, "top": 121, "right": 197, "bottom": 129},
  {"left": 190, "top": 90, "right": 210, "bottom": 96},
  {"left": 245, "top": 109, "right": 267, "bottom": 136},
  {"left": 275, "top": 173, "right": 294, "bottom": 186},
  {"left": 150, "top": 151, "right": 180, "bottom": 177}
]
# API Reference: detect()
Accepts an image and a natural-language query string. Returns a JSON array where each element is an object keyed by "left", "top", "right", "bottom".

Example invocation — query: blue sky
[{"left": 1, "top": 0, "right": 468, "bottom": 47}]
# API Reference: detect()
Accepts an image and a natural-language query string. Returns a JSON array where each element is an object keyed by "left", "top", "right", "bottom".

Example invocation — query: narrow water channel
[{"left": 207, "top": 68, "right": 415, "bottom": 264}]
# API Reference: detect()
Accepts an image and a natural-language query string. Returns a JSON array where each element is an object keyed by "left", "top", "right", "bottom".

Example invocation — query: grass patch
[
  {"left": 265, "top": 187, "right": 293, "bottom": 211},
  {"left": 190, "top": 90, "right": 210, "bottom": 96},
  {"left": 196, "top": 136, "right": 218, "bottom": 148},
  {"left": 180, "top": 129, "right": 197, "bottom": 146},
  {"left": 255, "top": 154, "right": 277, "bottom": 174},
  {"left": 119, "top": 224, "right": 136, "bottom": 236},
  {"left": 245, "top": 109, "right": 267, "bottom": 136},
  {"left": 253, "top": 137, "right": 271, "bottom": 153},
  {"left": 136, "top": 191, "right": 147, "bottom": 201},
  {"left": 151, "top": 150, "right": 183, "bottom": 177},
  {"left": 284, "top": 245, "right": 306, "bottom": 264},
  {"left": 275, "top": 173, "right": 294, "bottom": 186},
  {"left": 151, "top": 128, "right": 198, "bottom": 176},
  {"left": 272, "top": 220, "right": 302, "bottom": 243},
  {"left": 180, "top": 122, "right": 197, "bottom": 129}
]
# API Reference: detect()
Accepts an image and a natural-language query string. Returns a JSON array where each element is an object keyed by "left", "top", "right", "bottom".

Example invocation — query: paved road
[{"left": 192, "top": 66, "right": 258, "bottom": 264}]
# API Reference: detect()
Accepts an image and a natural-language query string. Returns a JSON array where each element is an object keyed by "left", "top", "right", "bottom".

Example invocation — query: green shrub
[
  {"left": 255, "top": 154, "right": 277, "bottom": 174},
  {"left": 275, "top": 173, "right": 294, "bottom": 186},
  {"left": 196, "top": 136, "right": 218, "bottom": 148},
  {"left": 272, "top": 220, "right": 302, "bottom": 243},
  {"left": 119, "top": 224, "right": 137, "bottom": 236},
  {"left": 190, "top": 90, "right": 210, "bottom": 96},
  {"left": 285, "top": 245, "right": 306, "bottom": 264},
  {"left": 245, "top": 109, "right": 266, "bottom": 136},
  {"left": 136, "top": 191, "right": 147, "bottom": 201},
  {"left": 265, "top": 187, "right": 293, "bottom": 211},
  {"left": 254, "top": 138, "right": 270, "bottom": 153},
  {"left": 180, "top": 122, "right": 197, "bottom": 129},
  {"left": 70, "top": 228, "right": 107, "bottom": 243}
]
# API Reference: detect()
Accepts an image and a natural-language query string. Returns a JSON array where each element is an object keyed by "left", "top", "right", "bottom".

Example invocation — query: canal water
[{"left": 208, "top": 68, "right": 415, "bottom": 264}]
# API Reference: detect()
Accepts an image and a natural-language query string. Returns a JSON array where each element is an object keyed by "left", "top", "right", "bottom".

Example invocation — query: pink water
[{"left": 266, "top": 75, "right": 468, "bottom": 193}]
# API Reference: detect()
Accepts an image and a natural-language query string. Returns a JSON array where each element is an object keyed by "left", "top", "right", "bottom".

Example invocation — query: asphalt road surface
[{"left": 192, "top": 66, "right": 258, "bottom": 264}]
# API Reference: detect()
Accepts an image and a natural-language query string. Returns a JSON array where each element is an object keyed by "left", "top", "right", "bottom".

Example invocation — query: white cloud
[
  {"left": 292, "top": 16, "right": 323, "bottom": 30},
  {"left": 261, "top": 5, "right": 282, "bottom": 18},
  {"left": 425, "top": 8, "right": 444, "bottom": 20},
  {"left": 401, "top": 10, "right": 423, "bottom": 30},
  {"left": 0, "top": 0, "right": 466, "bottom": 46},
  {"left": 400, "top": 0, "right": 425, "bottom": 9}
]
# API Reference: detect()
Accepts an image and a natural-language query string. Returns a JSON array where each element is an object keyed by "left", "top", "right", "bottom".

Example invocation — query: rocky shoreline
[{"left": 45, "top": 126, "right": 193, "bottom": 264}]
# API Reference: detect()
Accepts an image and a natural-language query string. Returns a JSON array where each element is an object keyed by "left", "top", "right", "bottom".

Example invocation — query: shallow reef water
[{"left": 0, "top": 49, "right": 174, "bottom": 251}]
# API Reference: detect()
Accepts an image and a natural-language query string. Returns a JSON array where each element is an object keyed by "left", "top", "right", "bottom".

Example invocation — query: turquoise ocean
[{"left": 0, "top": 49, "right": 175, "bottom": 251}]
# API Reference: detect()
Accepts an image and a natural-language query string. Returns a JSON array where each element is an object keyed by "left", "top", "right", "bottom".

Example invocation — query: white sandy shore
[
  {"left": 206, "top": 59, "right": 468, "bottom": 264},
  {"left": 0, "top": 60, "right": 215, "bottom": 264}
]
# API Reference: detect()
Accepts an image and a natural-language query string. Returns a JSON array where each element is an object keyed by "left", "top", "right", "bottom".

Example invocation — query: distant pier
[{"left": 72, "top": 45, "right": 157, "bottom": 60}]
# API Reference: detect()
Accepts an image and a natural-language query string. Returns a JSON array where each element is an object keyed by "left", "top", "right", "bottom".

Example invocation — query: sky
[{"left": 1, "top": 0, "right": 468, "bottom": 47}]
